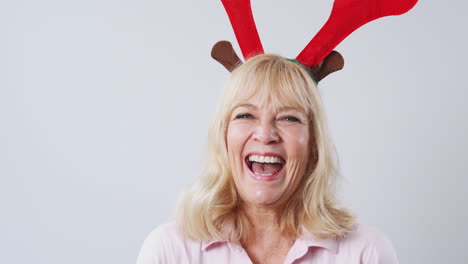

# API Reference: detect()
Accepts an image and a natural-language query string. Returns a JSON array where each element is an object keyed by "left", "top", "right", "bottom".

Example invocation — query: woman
[{"left": 136, "top": 54, "right": 399, "bottom": 263}]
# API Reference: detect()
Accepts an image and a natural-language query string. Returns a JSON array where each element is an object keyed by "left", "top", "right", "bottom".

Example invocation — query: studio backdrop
[{"left": 1, "top": 1, "right": 467, "bottom": 263}]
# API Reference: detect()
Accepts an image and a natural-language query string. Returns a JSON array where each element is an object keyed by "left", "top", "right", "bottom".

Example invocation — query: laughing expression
[{"left": 226, "top": 95, "right": 310, "bottom": 208}]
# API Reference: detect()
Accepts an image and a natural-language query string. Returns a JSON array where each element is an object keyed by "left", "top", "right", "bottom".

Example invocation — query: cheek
[
  {"left": 286, "top": 127, "right": 310, "bottom": 156},
  {"left": 285, "top": 127, "right": 310, "bottom": 174},
  {"left": 297, "top": 134, "right": 308, "bottom": 145},
  {"left": 226, "top": 124, "right": 247, "bottom": 153},
  {"left": 226, "top": 124, "right": 250, "bottom": 174}
]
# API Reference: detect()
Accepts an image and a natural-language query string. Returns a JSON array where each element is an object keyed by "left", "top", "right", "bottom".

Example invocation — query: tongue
[{"left": 251, "top": 162, "right": 282, "bottom": 175}]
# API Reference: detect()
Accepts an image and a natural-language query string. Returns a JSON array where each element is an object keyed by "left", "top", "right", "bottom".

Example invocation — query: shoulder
[
  {"left": 337, "top": 222, "right": 399, "bottom": 264},
  {"left": 136, "top": 222, "right": 202, "bottom": 264}
]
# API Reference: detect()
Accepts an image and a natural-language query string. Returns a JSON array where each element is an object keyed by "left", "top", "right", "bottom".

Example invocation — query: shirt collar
[
  {"left": 201, "top": 226, "right": 338, "bottom": 254},
  {"left": 201, "top": 239, "right": 244, "bottom": 252},
  {"left": 201, "top": 223, "right": 240, "bottom": 251},
  {"left": 297, "top": 226, "right": 338, "bottom": 254},
  {"left": 201, "top": 240, "right": 227, "bottom": 251}
]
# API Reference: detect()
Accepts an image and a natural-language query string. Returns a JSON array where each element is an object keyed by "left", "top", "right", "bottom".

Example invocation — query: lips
[{"left": 244, "top": 153, "right": 286, "bottom": 181}]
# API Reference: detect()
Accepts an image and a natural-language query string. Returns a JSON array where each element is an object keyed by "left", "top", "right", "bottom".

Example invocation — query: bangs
[{"left": 225, "top": 55, "right": 317, "bottom": 117}]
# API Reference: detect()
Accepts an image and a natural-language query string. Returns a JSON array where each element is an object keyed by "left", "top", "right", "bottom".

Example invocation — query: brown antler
[
  {"left": 211, "top": 41, "right": 243, "bottom": 72},
  {"left": 309, "top": 51, "right": 344, "bottom": 82}
]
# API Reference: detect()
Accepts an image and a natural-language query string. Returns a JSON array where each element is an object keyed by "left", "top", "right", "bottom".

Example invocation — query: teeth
[
  {"left": 254, "top": 172, "right": 274, "bottom": 176},
  {"left": 248, "top": 155, "right": 284, "bottom": 164}
]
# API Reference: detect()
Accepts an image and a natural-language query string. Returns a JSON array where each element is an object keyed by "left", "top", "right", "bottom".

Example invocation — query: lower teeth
[{"left": 254, "top": 172, "right": 274, "bottom": 176}]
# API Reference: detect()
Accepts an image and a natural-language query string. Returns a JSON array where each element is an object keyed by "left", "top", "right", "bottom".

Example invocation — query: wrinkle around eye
[
  {"left": 280, "top": 116, "right": 301, "bottom": 123},
  {"left": 233, "top": 113, "right": 254, "bottom": 120},
  {"left": 277, "top": 114, "right": 309, "bottom": 125}
]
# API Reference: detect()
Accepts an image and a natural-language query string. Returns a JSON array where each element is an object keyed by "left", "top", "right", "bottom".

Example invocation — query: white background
[{"left": 1, "top": 1, "right": 467, "bottom": 263}]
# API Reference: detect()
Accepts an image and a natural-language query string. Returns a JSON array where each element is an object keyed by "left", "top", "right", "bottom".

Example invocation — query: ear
[
  {"left": 309, "top": 50, "right": 344, "bottom": 82},
  {"left": 211, "top": 40, "right": 243, "bottom": 72}
]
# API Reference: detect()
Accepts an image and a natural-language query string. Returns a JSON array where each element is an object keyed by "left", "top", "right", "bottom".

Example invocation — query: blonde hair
[{"left": 176, "top": 54, "right": 354, "bottom": 242}]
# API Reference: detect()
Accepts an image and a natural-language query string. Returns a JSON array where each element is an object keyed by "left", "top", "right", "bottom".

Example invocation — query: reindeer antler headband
[{"left": 212, "top": 0, "right": 418, "bottom": 83}]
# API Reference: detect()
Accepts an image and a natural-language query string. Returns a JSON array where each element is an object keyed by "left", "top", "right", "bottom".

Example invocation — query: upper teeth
[{"left": 248, "top": 155, "right": 284, "bottom": 163}]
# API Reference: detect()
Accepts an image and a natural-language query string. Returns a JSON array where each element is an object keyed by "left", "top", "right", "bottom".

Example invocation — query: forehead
[{"left": 229, "top": 79, "right": 310, "bottom": 116}]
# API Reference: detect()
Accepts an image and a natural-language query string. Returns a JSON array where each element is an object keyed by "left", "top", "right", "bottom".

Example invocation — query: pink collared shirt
[{"left": 136, "top": 222, "right": 398, "bottom": 264}]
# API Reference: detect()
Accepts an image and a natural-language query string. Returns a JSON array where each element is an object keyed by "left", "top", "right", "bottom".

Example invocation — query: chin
[
  {"left": 238, "top": 164, "right": 290, "bottom": 207},
  {"left": 243, "top": 184, "right": 284, "bottom": 207}
]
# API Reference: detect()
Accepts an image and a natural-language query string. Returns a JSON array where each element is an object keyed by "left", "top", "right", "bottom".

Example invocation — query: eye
[
  {"left": 280, "top": 115, "right": 301, "bottom": 123},
  {"left": 234, "top": 113, "right": 253, "bottom": 120}
]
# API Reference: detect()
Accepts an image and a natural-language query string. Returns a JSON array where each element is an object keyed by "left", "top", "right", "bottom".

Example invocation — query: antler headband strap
[
  {"left": 286, "top": 59, "right": 319, "bottom": 85},
  {"left": 212, "top": 0, "right": 418, "bottom": 83}
]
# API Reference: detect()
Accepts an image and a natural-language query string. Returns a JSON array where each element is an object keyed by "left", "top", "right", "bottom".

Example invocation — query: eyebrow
[
  {"left": 277, "top": 106, "right": 302, "bottom": 112},
  {"left": 235, "top": 103, "right": 257, "bottom": 109}
]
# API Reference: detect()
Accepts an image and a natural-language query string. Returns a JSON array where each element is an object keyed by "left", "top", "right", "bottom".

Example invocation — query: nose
[{"left": 253, "top": 120, "right": 280, "bottom": 144}]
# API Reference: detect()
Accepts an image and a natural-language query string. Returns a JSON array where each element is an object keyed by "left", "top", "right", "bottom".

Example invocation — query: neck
[
  {"left": 239, "top": 203, "right": 295, "bottom": 263},
  {"left": 244, "top": 204, "right": 280, "bottom": 231},
  {"left": 241, "top": 202, "right": 290, "bottom": 243}
]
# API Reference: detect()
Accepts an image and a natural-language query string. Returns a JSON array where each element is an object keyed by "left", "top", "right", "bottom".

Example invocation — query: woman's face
[{"left": 226, "top": 94, "right": 310, "bottom": 208}]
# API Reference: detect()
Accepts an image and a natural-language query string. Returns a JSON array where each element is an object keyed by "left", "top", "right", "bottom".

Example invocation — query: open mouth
[{"left": 245, "top": 154, "right": 286, "bottom": 177}]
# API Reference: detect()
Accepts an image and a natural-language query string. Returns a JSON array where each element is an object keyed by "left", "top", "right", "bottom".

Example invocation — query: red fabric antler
[
  {"left": 296, "top": 0, "right": 418, "bottom": 67},
  {"left": 221, "top": 0, "right": 264, "bottom": 60}
]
